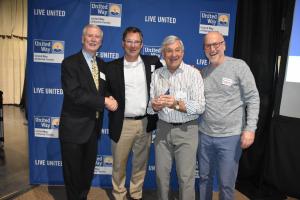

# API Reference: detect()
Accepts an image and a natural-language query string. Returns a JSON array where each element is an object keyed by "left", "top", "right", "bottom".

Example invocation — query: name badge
[
  {"left": 222, "top": 77, "right": 233, "bottom": 86},
  {"left": 100, "top": 72, "right": 106, "bottom": 80}
]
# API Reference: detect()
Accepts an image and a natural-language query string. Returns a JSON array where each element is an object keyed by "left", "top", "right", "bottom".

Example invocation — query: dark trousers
[{"left": 60, "top": 129, "right": 99, "bottom": 200}]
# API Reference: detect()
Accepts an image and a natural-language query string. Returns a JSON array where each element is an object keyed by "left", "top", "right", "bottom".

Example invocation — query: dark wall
[{"left": 233, "top": 0, "right": 300, "bottom": 199}]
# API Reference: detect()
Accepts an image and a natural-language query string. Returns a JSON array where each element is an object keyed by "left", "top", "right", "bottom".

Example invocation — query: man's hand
[
  {"left": 105, "top": 96, "right": 118, "bottom": 111},
  {"left": 152, "top": 96, "right": 164, "bottom": 111},
  {"left": 159, "top": 95, "right": 176, "bottom": 108},
  {"left": 240, "top": 130, "right": 255, "bottom": 149}
]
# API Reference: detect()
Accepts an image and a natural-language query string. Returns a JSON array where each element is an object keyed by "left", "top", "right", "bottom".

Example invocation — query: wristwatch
[{"left": 174, "top": 100, "right": 180, "bottom": 111}]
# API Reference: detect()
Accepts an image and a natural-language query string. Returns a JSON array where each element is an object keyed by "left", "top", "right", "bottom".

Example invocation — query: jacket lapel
[
  {"left": 117, "top": 58, "right": 126, "bottom": 99},
  {"left": 78, "top": 51, "right": 98, "bottom": 92},
  {"left": 141, "top": 55, "right": 152, "bottom": 95}
]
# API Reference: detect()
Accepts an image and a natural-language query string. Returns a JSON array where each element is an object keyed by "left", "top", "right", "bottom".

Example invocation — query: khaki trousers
[{"left": 112, "top": 118, "right": 151, "bottom": 200}]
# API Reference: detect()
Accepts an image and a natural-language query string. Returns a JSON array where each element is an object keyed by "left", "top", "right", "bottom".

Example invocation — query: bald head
[
  {"left": 204, "top": 31, "right": 224, "bottom": 44},
  {"left": 203, "top": 31, "right": 226, "bottom": 67}
]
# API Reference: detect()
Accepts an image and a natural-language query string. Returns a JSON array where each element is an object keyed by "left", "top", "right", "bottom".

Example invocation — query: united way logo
[
  {"left": 90, "top": 2, "right": 122, "bottom": 27},
  {"left": 52, "top": 41, "right": 64, "bottom": 53},
  {"left": 109, "top": 4, "right": 121, "bottom": 16},
  {"left": 34, "top": 116, "right": 59, "bottom": 138},
  {"left": 51, "top": 117, "right": 60, "bottom": 129},
  {"left": 33, "top": 39, "right": 65, "bottom": 63},
  {"left": 218, "top": 14, "right": 229, "bottom": 26},
  {"left": 142, "top": 45, "right": 161, "bottom": 58},
  {"left": 103, "top": 156, "right": 113, "bottom": 166},
  {"left": 94, "top": 155, "right": 113, "bottom": 175},
  {"left": 199, "top": 11, "right": 230, "bottom": 36}
]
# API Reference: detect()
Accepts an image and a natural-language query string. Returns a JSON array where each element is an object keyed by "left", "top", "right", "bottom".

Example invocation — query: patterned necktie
[{"left": 91, "top": 57, "right": 99, "bottom": 90}]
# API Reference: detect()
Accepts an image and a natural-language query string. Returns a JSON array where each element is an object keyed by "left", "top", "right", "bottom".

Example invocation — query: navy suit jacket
[
  {"left": 105, "top": 55, "right": 163, "bottom": 142},
  {"left": 59, "top": 51, "right": 106, "bottom": 144}
]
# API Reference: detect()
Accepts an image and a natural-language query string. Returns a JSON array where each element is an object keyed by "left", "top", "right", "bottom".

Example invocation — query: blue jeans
[{"left": 198, "top": 132, "right": 242, "bottom": 200}]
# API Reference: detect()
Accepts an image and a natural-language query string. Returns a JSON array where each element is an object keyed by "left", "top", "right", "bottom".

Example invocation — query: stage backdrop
[{"left": 27, "top": 0, "right": 237, "bottom": 188}]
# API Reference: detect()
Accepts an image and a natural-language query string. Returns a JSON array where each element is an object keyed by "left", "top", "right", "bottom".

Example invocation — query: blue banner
[{"left": 27, "top": 0, "right": 238, "bottom": 188}]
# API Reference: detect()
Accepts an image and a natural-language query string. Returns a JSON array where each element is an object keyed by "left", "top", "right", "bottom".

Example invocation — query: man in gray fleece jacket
[{"left": 198, "top": 31, "right": 260, "bottom": 200}]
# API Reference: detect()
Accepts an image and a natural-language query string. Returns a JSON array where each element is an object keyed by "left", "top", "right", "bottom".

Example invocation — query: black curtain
[{"left": 233, "top": 0, "right": 299, "bottom": 199}]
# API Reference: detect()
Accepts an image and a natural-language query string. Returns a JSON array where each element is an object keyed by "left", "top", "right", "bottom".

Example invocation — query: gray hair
[
  {"left": 161, "top": 35, "right": 184, "bottom": 53},
  {"left": 82, "top": 24, "right": 103, "bottom": 38}
]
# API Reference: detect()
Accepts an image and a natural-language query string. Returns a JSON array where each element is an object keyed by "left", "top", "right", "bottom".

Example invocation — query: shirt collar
[
  {"left": 124, "top": 56, "right": 142, "bottom": 68},
  {"left": 82, "top": 49, "right": 95, "bottom": 61},
  {"left": 159, "top": 61, "right": 185, "bottom": 78}
]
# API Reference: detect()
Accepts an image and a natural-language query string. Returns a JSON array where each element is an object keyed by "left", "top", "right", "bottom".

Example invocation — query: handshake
[{"left": 105, "top": 96, "right": 118, "bottom": 111}]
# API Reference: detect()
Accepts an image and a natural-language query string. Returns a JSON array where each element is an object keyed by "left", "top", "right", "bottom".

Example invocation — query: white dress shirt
[{"left": 124, "top": 56, "right": 148, "bottom": 117}]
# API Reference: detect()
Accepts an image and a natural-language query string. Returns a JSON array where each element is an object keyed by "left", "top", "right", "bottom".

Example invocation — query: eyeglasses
[
  {"left": 204, "top": 41, "right": 224, "bottom": 50},
  {"left": 124, "top": 40, "right": 142, "bottom": 46}
]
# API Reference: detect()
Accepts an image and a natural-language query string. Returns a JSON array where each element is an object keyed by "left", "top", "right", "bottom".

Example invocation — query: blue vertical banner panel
[{"left": 27, "top": 0, "right": 237, "bottom": 188}]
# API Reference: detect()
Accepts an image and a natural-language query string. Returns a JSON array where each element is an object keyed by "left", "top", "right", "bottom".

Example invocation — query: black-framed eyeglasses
[
  {"left": 204, "top": 41, "right": 224, "bottom": 50},
  {"left": 124, "top": 40, "right": 142, "bottom": 46}
]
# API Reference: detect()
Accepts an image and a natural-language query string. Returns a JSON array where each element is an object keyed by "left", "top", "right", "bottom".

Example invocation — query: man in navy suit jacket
[
  {"left": 59, "top": 24, "right": 117, "bottom": 200},
  {"left": 105, "top": 27, "right": 162, "bottom": 200}
]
